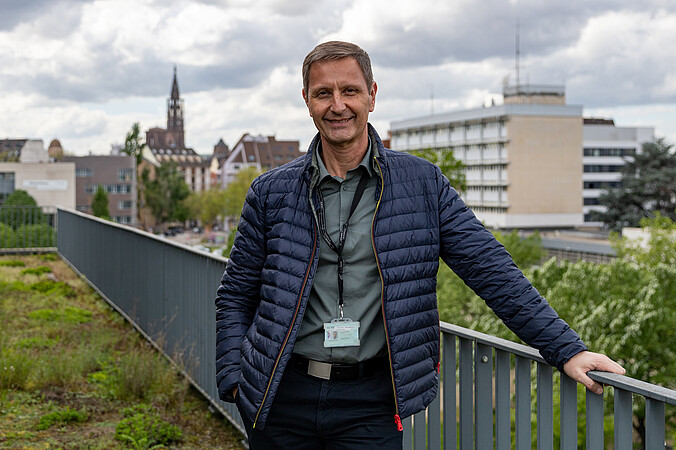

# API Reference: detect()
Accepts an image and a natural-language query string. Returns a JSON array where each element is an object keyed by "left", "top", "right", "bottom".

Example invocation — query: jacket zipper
[
  {"left": 371, "top": 157, "right": 403, "bottom": 431},
  {"left": 252, "top": 221, "right": 318, "bottom": 428}
]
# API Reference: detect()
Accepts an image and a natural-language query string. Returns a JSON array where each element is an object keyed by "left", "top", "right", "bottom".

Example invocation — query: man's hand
[{"left": 563, "top": 351, "right": 625, "bottom": 395}]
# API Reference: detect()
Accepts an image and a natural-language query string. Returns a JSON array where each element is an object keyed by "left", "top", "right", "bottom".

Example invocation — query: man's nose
[{"left": 330, "top": 92, "right": 346, "bottom": 113}]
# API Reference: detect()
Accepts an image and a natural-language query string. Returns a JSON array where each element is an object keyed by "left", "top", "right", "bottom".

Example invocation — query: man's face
[{"left": 302, "top": 57, "right": 376, "bottom": 151}]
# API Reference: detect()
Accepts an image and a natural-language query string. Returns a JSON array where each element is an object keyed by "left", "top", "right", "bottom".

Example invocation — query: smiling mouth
[{"left": 326, "top": 117, "right": 353, "bottom": 124}]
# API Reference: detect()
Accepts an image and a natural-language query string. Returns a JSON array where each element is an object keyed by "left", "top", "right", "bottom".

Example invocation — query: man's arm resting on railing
[{"left": 563, "top": 350, "right": 625, "bottom": 395}]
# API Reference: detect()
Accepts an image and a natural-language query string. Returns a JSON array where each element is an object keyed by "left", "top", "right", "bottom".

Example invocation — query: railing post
[
  {"left": 560, "top": 374, "right": 577, "bottom": 450},
  {"left": 413, "top": 410, "right": 426, "bottom": 449},
  {"left": 475, "top": 343, "right": 492, "bottom": 450},
  {"left": 402, "top": 414, "right": 412, "bottom": 450},
  {"left": 494, "top": 350, "right": 510, "bottom": 450},
  {"left": 515, "top": 356, "right": 531, "bottom": 450},
  {"left": 459, "top": 338, "right": 473, "bottom": 450},
  {"left": 443, "top": 334, "right": 456, "bottom": 450},
  {"left": 536, "top": 363, "right": 553, "bottom": 450},
  {"left": 585, "top": 389, "right": 604, "bottom": 449},
  {"left": 613, "top": 388, "right": 632, "bottom": 450},
  {"left": 428, "top": 381, "right": 441, "bottom": 450},
  {"left": 645, "top": 398, "right": 665, "bottom": 450}
]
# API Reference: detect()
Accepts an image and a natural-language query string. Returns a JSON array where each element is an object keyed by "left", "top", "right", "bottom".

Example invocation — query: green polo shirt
[{"left": 293, "top": 140, "right": 386, "bottom": 363}]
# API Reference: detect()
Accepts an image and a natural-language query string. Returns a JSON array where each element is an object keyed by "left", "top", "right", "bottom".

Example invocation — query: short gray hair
[{"left": 302, "top": 41, "right": 374, "bottom": 94}]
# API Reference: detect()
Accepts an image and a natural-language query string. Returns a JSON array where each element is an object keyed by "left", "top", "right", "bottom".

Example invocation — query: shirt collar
[{"left": 314, "top": 137, "right": 374, "bottom": 183}]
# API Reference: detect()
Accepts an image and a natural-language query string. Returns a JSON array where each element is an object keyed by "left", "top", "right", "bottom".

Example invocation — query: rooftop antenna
[
  {"left": 515, "top": 18, "right": 521, "bottom": 91},
  {"left": 430, "top": 84, "right": 434, "bottom": 115}
]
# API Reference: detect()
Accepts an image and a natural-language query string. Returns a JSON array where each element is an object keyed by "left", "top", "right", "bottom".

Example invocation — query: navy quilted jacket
[{"left": 215, "top": 125, "right": 587, "bottom": 430}]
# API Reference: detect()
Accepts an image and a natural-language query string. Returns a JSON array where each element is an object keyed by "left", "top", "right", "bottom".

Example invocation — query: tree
[
  {"left": 122, "top": 122, "right": 146, "bottom": 224},
  {"left": 0, "top": 190, "right": 43, "bottom": 229},
  {"left": 410, "top": 148, "right": 466, "bottom": 192},
  {"left": 595, "top": 138, "right": 676, "bottom": 230},
  {"left": 91, "top": 185, "right": 110, "bottom": 220},
  {"left": 185, "top": 189, "right": 226, "bottom": 232},
  {"left": 122, "top": 122, "right": 146, "bottom": 169},
  {"left": 141, "top": 161, "right": 190, "bottom": 228},
  {"left": 223, "top": 167, "right": 261, "bottom": 220}
]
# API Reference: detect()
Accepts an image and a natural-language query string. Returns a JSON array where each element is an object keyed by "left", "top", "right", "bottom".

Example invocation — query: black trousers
[{"left": 236, "top": 361, "right": 402, "bottom": 449}]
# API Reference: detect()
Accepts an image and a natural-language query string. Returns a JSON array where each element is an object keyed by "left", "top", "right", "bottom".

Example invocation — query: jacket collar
[{"left": 303, "top": 123, "right": 387, "bottom": 183}]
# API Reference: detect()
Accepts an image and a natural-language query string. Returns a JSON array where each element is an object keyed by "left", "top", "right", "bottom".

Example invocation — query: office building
[{"left": 390, "top": 85, "right": 583, "bottom": 229}]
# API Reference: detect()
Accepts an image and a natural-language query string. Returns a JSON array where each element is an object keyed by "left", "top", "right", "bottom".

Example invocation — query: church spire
[
  {"left": 165, "top": 65, "right": 185, "bottom": 148},
  {"left": 171, "top": 65, "right": 180, "bottom": 100}
]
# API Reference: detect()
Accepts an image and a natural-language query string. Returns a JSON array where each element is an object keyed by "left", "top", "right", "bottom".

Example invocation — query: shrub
[
  {"left": 0, "top": 223, "right": 15, "bottom": 248},
  {"left": 115, "top": 404, "right": 182, "bottom": 449},
  {"left": 15, "top": 337, "right": 59, "bottom": 349},
  {"left": 0, "top": 190, "right": 44, "bottom": 229},
  {"left": 0, "top": 350, "right": 33, "bottom": 390},
  {"left": 21, "top": 266, "right": 52, "bottom": 276},
  {"left": 0, "top": 259, "right": 25, "bottom": 267},
  {"left": 28, "top": 307, "right": 91, "bottom": 324},
  {"left": 14, "top": 224, "right": 56, "bottom": 248},
  {"left": 28, "top": 280, "right": 76, "bottom": 298},
  {"left": 36, "top": 406, "right": 88, "bottom": 430}
]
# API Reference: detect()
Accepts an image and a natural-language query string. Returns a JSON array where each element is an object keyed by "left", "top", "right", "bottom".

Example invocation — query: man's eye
[{"left": 344, "top": 88, "right": 356, "bottom": 94}]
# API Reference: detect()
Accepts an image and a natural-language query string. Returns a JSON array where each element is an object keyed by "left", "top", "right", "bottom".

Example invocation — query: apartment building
[
  {"left": 62, "top": 155, "right": 137, "bottom": 225},
  {"left": 220, "top": 134, "right": 302, "bottom": 187},
  {"left": 390, "top": 85, "right": 583, "bottom": 229},
  {"left": 0, "top": 139, "right": 75, "bottom": 209},
  {"left": 582, "top": 118, "right": 653, "bottom": 226}
]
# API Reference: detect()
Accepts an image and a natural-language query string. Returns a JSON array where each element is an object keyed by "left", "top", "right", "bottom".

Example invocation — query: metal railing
[
  {"left": 404, "top": 323, "right": 676, "bottom": 449},
  {"left": 0, "top": 205, "right": 57, "bottom": 253},
  {"left": 56, "top": 208, "right": 676, "bottom": 449}
]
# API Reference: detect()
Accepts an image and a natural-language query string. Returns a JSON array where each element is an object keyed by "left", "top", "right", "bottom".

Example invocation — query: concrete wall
[
  {"left": 506, "top": 115, "right": 583, "bottom": 224},
  {"left": 0, "top": 162, "right": 76, "bottom": 209}
]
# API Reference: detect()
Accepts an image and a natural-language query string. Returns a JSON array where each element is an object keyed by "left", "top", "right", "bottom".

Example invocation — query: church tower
[{"left": 165, "top": 65, "right": 185, "bottom": 148}]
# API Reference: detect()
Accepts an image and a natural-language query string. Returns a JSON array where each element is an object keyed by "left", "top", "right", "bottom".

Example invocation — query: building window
[
  {"left": 584, "top": 181, "right": 622, "bottom": 189},
  {"left": 584, "top": 165, "right": 623, "bottom": 173},
  {"left": 85, "top": 184, "right": 131, "bottom": 195},
  {"left": 113, "top": 216, "right": 132, "bottom": 224},
  {"left": 248, "top": 154, "right": 255, "bottom": 162},
  {"left": 118, "top": 168, "right": 134, "bottom": 181},
  {"left": 0, "top": 172, "right": 16, "bottom": 205},
  {"left": 76, "top": 168, "right": 93, "bottom": 177},
  {"left": 583, "top": 197, "right": 601, "bottom": 205},
  {"left": 583, "top": 147, "right": 636, "bottom": 157},
  {"left": 118, "top": 200, "right": 133, "bottom": 210}
]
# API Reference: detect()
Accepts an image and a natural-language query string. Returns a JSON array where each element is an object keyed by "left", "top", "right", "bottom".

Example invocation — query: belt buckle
[{"left": 307, "top": 360, "right": 332, "bottom": 380}]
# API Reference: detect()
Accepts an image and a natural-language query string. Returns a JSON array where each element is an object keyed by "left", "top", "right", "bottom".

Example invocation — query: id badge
[{"left": 323, "top": 318, "right": 360, "bottom": 348}]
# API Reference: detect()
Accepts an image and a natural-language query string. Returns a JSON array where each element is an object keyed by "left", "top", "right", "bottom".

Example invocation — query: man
[{"left": 215, "top": 41, "right": 624, "bottom": 449}]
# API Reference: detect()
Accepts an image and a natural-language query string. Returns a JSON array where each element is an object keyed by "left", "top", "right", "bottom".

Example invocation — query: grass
[{"left": 0, "top": 253, "right": 244, "bottom": 449}]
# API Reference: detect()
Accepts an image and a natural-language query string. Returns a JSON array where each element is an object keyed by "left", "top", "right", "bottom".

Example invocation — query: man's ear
[
  {"left": 302, "top": 89, "right": 311, "bottom": 116},
  {"left": 369, "top": 81, "right": 378, "bottom": 112}
]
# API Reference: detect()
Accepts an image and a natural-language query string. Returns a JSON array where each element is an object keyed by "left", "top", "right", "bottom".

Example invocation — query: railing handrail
[
  {"left": 441, "top": 320, "right": 676, "bottom": 406},
  {"left": 441, "top": 321, "right": 546, "bottom": 363},
  {"left": 588, "top": 371, "right": 676, "bottom": 405},
  {"left": 56, "top": 207, "right": 228, "bottom": 262}
]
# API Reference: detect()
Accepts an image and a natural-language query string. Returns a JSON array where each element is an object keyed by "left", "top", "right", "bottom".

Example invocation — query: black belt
[{"left": 289, "top": 354, "right": 389, "bottom": 381}]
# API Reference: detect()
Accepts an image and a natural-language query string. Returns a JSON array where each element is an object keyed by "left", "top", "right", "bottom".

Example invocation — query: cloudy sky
[{"left": 1, "top": 0, "right": 675, "bottom": 155}]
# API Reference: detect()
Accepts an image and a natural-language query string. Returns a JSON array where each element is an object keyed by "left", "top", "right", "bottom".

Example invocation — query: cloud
[{"left": 1, "top": 0, "right": 676, "bottom": 155}]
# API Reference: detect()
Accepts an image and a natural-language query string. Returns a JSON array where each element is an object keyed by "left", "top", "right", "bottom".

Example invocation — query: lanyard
[{"left": 316, "top": 171, "right": 370, "bottom": 319}]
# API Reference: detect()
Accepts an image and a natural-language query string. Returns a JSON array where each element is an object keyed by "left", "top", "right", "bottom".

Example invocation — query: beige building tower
[{"left": 390, "top": 85, "right": 583, "bottom": 229}]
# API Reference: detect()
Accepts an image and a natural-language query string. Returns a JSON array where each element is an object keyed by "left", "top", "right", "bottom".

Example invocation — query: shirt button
[{"left": 342, "top": 186, "right": 348, "bottom": 191}]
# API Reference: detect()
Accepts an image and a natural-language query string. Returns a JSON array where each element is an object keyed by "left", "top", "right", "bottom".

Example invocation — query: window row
[
  {"left": 584, "top": 181, "right": 622, "bottom": 189},
  {"left": 583, "top": 165, "right": 623, "bottom": 173},
  {"left": 85, "top": 184, "right": 132, "bottom": 194},
  {"left": 583, "top": 147, "right": 635, "bottom": 157}
]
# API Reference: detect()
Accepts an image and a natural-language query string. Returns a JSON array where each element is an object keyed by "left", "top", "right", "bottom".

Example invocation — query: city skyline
[{"left": 1, "top": 0, "right": 675, "bottom": 155}]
